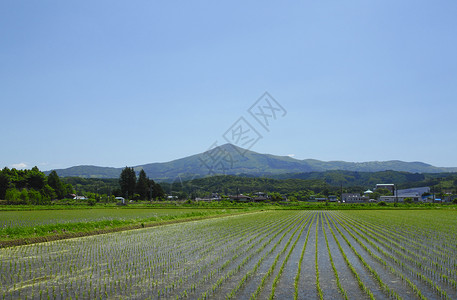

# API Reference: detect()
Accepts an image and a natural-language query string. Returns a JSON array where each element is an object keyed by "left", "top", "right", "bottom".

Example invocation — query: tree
[
  {"left": 41, "top": 184, "right": 56, "bottom": 201},
  {"left": 403, "top": 197, "right": 413, "bottom": 204},
  {"left": 0, "top": 172, "right": 10, "bottom": 200},
  {"left": 47, "top": 171, "right": 66, "bottom": 199},
  {"left": 27, "top": 166, "right": 46, "bottom": 190},
  {"left": 136, "top": 169, "right": 150, "bottom": 200},
  {"left": 5, "top": 188, "right": 20, "bottom": 204},
  {"left": 152, "top": 180, "right": 165, "bottom": 200},
  {"left": 119, "top": 167, "right": 136, "bottom": 199}
]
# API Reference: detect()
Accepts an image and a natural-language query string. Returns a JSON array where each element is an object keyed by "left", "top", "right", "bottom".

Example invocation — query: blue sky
[{"left": 1, "top": 1, "right": 457, "bottom": 170}]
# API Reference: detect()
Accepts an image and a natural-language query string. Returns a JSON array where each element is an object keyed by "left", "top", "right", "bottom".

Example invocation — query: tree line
[
  {"left": 0, "top": 167, "right": 73, "bottom": 204},
  {"left": 118, "top": 167, "right": 165, "bottom": 200},
  {"left": 0, "top": 166, "right": 166, "bottom": 204}
]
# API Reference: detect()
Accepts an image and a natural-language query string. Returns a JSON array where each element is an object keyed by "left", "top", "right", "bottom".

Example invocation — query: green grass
[{"left": 0, "top": 207, "right": 255, "bottom": 243}]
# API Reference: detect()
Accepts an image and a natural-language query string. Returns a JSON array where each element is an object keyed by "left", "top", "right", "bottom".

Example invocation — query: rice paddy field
[
  {"left": 1, "top": 209, "right": 457, "bottom": 299},
  {"left": 0, "top": 208, "right": 233, "bottom": 229}
]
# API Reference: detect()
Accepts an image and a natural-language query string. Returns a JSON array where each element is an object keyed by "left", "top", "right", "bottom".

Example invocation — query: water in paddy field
[{"left": 1, "top": 210, "right": 457, "bottom": 299}]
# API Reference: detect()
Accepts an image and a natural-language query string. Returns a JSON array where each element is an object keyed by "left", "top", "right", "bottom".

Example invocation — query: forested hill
[
  {"left": 159, "top": 171, "right": 457, "bottom": 196},
  {"left": 47, "top": 144, "right": 457, "bottom": 180}
]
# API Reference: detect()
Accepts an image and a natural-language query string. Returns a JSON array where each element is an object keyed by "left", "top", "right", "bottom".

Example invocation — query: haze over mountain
[{"left": 47, "top": 144, "right": 457, "bottom": 180}]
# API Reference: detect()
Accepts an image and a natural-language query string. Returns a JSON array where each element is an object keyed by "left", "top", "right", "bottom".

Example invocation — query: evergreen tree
[
  {"left": 151, "top": 179, "right": 165, "bottom": 199},
  {"left": 136, "top": 169, "right": 150, "bottom": 200},
  {"left": 119, "top": 167, "right": 136, "bottom": 199},
  {"left": 47, "top": 170, "right": 66, "bottom": 199},
  {"left": 0, "top": 172, "right": 10, "bottom": 200}
]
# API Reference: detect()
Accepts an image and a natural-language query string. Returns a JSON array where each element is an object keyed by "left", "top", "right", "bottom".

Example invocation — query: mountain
[{"left": 47, "top": 144, "right": 457, "bottom": 180}]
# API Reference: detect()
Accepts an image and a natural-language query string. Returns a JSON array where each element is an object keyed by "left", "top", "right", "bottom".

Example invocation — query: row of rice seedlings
[
  {"left": 162, "top": 214, "right": 276, "bottom": 296},
  {"left": 342, "top": 211, "right": 457, "bottom": 286},
  {"left": 335, "top": 212, "right": 452, "bottom": 299},
  {"left": 343, "top": 212, "right": 457, "bottom": 281},
  {"left": 331, "top": 212, "right": 426, "bottom": 300},
  {"left": 324, "top": 213, "right": 375, "bottom": 299},
  {"left": 269, "top": 212, "right": 313, "bottom": 300},
  {"left": 203, "top": 212, "right": 307, "bottom": 299},
  {"left": 1, "top": 212, "right": 261, "bottom": 299},
  {"left": 315, "top": 212, "right": 323, "bottom": 300},
  {"left": 346, "top": 211, "right": 457, "bottom": 270},
  {"left": 250, "top": 212, "right": 310, "bottom": 299},
  {"left": 329, "top": 213, "right": 403, "bottom": 299},
  {"left": 153, "top": 212, "right": 285, "bottom": 298},
  {"left": 293, "top": 212, "right": 316, "bottom": 300},
  {"left": 180, "top": 212, "right": 301, "bottom": 298},
  {"left": 225, "top": 212, "right": 309, "bottom": 299},
  {"left": 321, "top": 213, "right": 348, "bottom": 299},
  {"left": 339, "top": 211, "right": 457, "bottom": 292}
]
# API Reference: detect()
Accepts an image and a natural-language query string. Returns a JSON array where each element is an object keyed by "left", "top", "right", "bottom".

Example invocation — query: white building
[
  {"left": 396, "top": 187, "right": 430, "bottom": 196},
  {"left": 380, "top": 194, "right": 421, "bottom": 203},
  {"left": 342, "top": 193, "right": 369, "bottom": 203}
]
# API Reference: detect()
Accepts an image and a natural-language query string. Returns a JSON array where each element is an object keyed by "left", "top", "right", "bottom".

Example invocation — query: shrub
[
  {"left": 378, "top": 201, "right": 387, "bottom": 206},
  {"left": 403, "top": 197, "right": 413, "bottom": 204}
]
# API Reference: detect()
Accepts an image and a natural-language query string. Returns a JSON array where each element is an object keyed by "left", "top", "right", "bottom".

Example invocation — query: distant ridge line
[{"left": 46, "top": 143, "right": 457, "bottom": 179}]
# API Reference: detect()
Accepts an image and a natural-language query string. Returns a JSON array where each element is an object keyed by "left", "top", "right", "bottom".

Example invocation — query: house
[
  {"left": 195, "top": 193, "right": 221, "bottom": 202},
  {"left": 364, "top": 190, "right": 374, "bottom": 197},
  {"left": 396, "top": 187, "right": 430, "bottom": 196},
  {"left": 229, "top": 194, "right": 252, "bottom": 202},
  {"left": 341, "top": 193, "right": 369, "bottom": 203},
  {"left": 328, "top": 195, "right": 338, "bottom": 202},
  {"left": 115, "top": 197, "right": 125, "bottom": 204},
  {"left": 309, "top": 195, "right": 326, "bottom": 202},
  {"left": 379, "top": 194, "right": 421, "bottom": 203},
  {"left": 379, "top": 186, "right": 431, "bottom": 203},
  {"left": 252, "top": 192, "right": 270, "bottom": 202}
]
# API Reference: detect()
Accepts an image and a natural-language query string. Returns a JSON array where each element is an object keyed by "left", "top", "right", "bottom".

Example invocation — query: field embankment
[{"left": 0, "top": 207, "right": 259, "bottom": 248}]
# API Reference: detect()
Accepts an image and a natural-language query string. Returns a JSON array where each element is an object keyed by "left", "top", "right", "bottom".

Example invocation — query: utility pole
[
  {"left": 395, "top": 184, "right": 398, "bottom": 204},
  {"left": 340, "top": 183, "right": 343, "bottom": 204}
]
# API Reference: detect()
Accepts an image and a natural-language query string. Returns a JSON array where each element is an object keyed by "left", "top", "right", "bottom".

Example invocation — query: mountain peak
[{"left": 48, "top": 146, "right": 457, "bottom": 179}]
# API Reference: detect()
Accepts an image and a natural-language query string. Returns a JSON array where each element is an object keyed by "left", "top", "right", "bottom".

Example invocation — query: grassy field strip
[
  {"left": 225, "top": 212, "right": 308, "bottom": 299},
  {"left": 321, "top": 212, "right": 348, "bottom": 299},
  {"left": 341, "top": 212, "right": 457, "bottom": 277},
  {"left": 335, "top": 212, "right": 451, "bottom": 299},
  {"left": 328, "top": 213, "right": 402, "bottom": 299},
  {"left": 0, "top": 208, "right": 250, "bottom": 229},
  {"left": 293, "top": 212, "right": 315, "bottom": 299},
  {"left": 0, "top": 209, "right": 258, "bottom": 247},
  {"left": 180, "top": 211, "right": 302, "bottom": 299},
  {"left": 324, "top": 213, "right": 375, "bottom": 299},
  {"left": 337, "top": 212, "right": 457, "bottom": 297},
  {"left": 250, "top": 212, "right": 310, "bottom": 300}
]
